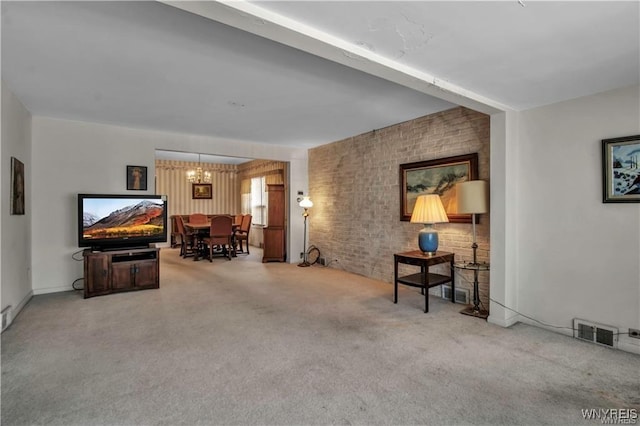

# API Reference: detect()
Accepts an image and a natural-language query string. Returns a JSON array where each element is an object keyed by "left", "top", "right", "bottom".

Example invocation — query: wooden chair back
[
  {"left": 235, "top": 214, "right": 252, "bottom": 254},
  {"left": 175, "top": 215, "right": 187, "bottom": 234},
  {"left": 189, "top": 213, "right": 207, "bottom": 224},
  {"left": 240, "top": 214, "right": 252, "bottom": 233},
  {"left": 175, "top": 215, "right": 195, "bottom": 258},
  {"left": 209, "top": 215, "right": 233, "bottom": 240},
  {"left": 205, "top": 215, "right": 233, "bottom": 261}
]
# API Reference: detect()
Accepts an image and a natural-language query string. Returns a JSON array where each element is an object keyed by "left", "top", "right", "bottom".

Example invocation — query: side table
[
  {"left": 454, "top": 261, "right": 490, "bottom": 319},
  {"left": 393, "top": 251, "right": 455, "bottom": 313}
]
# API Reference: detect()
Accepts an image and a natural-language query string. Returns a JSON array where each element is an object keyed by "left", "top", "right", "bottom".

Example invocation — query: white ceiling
[
  {"left": 2, "top": 1, "right": 638, "bottom": 152},
  {"left": 253, "top": 0, "right": 640, "bottom": 111}
]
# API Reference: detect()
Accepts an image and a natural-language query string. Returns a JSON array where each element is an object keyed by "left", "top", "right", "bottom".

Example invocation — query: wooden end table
[{"left": 393, "top": 250, "right": 455, "bottom": 313}]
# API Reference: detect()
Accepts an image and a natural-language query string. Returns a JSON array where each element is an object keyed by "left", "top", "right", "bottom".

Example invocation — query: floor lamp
[
  {"left": 456, "top": 180, "right": 489, "bottom": 318},
  {"left": 297, "top": 196, "right": 313, "bottom": 267}
]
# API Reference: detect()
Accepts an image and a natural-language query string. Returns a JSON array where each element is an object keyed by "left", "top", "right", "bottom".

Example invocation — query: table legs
[
  {"left": 460, "top": 269, "right": 489, "bottom": 319},
  {"left": 422, "top": 266, "right": 429, "bottom": 313},
  {"left": 393, "top": 258, "right": 398, "bottom": 304}
]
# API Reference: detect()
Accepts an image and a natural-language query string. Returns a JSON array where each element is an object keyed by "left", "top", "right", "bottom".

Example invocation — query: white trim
[
  {"left": 488, "top": 314, "right": 520, "bottom": 328},
  {"left": 1, "top": 290, "right": 33, "bottom": 332},
  {"left": 618, "top": 340, "right": 640, "bottom": 355},
  {"left": 33, "top": 285, "right": 74, "bottom": 295}
]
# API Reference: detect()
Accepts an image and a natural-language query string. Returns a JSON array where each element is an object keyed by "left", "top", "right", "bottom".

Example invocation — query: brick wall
[{"left": 308, "top": 106, "right": 491, "bottom": 308}]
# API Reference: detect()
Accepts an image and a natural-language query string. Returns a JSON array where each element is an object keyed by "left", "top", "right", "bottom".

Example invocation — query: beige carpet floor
[{"left": 2, "top": 247, "right": 639, "bottom": 425}]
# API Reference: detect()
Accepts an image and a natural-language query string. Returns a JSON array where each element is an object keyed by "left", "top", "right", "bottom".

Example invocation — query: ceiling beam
[{"left": 160, "top": 0, "right": 508, "bottom": 115}]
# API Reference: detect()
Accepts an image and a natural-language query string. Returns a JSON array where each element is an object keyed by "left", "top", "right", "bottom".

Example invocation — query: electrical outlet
[
  {"left": 629, "top": 328, "right": 640, "bottom": 339},
  {"left": 300, "top": 252, "right": 304, "bottom": 259}
]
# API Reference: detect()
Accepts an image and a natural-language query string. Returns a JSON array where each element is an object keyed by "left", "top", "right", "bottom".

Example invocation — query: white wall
[
  {"left": 488, "top": 109, "right": 520, "bottom": 328},
  {"left": 1, "top": 81, "right": 33, "bottom": 327},
  {"left": 31, "top": 117, "right": 308, "bottom": 294},
  {"left": 516, "top": 85, "right": 640, "bottom": 353}
]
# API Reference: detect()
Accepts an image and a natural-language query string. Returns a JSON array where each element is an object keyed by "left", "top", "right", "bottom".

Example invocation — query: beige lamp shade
[
  {"left": 410, "top": 194, "right": 449, "bottom": 224},
  {"left": 456, "top": 180, "right": 488, "bottom": 214}
]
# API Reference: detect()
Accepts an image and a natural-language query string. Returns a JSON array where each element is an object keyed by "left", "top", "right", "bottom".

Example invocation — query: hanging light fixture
[{"left": 186, "top": 154, "right": 212, "bottom": 184}]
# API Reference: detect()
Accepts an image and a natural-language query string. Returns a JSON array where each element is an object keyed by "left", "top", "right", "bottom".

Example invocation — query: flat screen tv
[{"left": 78, "top": 194, "right": 168, "bottom": 250}]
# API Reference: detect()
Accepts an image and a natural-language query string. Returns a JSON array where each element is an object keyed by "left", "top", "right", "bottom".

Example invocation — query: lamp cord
[
  {"left": 488, "top": 297, "right": 631, "bottom": 337},
  {"left": 71, "top": 250, "right": 84, "bottom": 290},
  {"left": 454, "top": 273, "right": 631, "bottom": 337}
]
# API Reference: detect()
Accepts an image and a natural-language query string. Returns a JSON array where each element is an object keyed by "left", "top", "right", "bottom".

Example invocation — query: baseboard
[
  {"left": 488, "top": 313, "right": 520, "bottom": 328},
  {"left": 617, "top": 340, "right": 640, "bottom": 355},
  {"left": 1, "top": 290, "right": 33, "bottom": 333},
  {"left": 33, "top": 285, "right": 74, "bottom": 295},
  {"left": 517, "top": 317, "right": 640, "bottom": 355}
]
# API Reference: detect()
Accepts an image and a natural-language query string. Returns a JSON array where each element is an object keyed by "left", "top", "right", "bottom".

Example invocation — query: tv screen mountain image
[{"left": 83, "top": 199, "right": 164, "bottom": 240}]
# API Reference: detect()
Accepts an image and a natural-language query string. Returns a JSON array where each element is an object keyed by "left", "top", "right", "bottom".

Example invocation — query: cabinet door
[
  {"left": 263, "top": 228, "right": 285, "bottom": 262},
  {"left": 85, "top": 254, "right": 110, "bottom": 296},
  {"left": 111, "top": 262, "right": 134, "bottom": 290},
  {"left": 134, "top": 261, "right": 158, "bottom": 288}
]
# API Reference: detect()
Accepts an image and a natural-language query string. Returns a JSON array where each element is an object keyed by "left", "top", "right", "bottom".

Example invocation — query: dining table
[{"left": 184, "top": 221, "right": 240, "bottom": 261}]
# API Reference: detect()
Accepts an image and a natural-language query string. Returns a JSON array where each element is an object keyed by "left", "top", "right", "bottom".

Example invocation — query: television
[{"left": 78, "top": 194, "right": 168, "bottom": 250}]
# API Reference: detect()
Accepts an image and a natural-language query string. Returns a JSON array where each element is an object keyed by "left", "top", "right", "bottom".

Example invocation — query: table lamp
[{"left": 410, "top": 194, "right": 449, "bottom": 255}]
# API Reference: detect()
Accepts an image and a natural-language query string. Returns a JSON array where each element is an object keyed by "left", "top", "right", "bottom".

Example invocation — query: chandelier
[{"left": 186, "top": 154, "right": 212, "bottom": 184}]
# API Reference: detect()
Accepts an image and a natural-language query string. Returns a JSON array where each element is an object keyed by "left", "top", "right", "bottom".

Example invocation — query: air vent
[
  {"left": 573, "top": 318, "right": 618, "bottom": 348},
  {"left": 441, "top": 285, "right": 469, "bottom": 304}
]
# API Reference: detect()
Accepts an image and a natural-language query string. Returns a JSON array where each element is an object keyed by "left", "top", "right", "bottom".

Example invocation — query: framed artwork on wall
[
  {"left": 127, "top": 165, "right": 148, "bottom": 191},
  {"left": 192, "top": 183, "right": 212, "bottom": 199},
  {"left": 602, "top": 134, "right": 640, "bottom": 203},
  {"left": 400, "top": 153, "right": 478, "bottom": 223},
  {"left": 11, "top": 157, "right": 25, "bottom": 215}
]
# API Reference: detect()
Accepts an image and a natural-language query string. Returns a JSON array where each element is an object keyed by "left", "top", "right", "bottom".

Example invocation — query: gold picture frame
[
  {"left": 192, "top": 183, "right": 212, "bottom": 199},
  {"left": 399, "top": 153, "right": 478, "bottom": 223}
]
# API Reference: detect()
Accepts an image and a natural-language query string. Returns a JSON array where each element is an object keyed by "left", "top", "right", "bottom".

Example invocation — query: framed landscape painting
[
  {"left": 192, "top": 183, "right": 212, "bottom": 199},
  {"left": 400, "top": 153, "right": 478, "bottom": 223},
  {"left": 602, "top": 135, "right": 640, "bottom": 203}
]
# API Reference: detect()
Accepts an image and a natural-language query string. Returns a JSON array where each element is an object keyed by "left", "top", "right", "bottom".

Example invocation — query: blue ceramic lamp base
[{"left": 418, "top": 224, "right": 439, "bottom": 256}]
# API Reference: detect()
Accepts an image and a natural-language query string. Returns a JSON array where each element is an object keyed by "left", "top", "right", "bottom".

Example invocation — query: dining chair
[
  {"left": 175, "top": 215, "right": 196, "bottom": 258},
  {"left": 203, "top": 215, "right": 233, "bottom": 262},
  {"left": 235, "top": 214, "right": 252, "bottom": 255},
  {"left": 234, "top": 214, "right": 244, "bottom": 227}
]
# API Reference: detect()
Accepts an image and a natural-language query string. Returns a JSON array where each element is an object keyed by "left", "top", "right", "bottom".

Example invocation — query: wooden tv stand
[{"left": 83, "top": 247, "right": 159, "bottom": 298}]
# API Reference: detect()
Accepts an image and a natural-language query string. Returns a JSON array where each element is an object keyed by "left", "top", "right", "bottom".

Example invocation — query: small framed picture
[
  {"left": 11, "top": 157, "right": 25, "bottom": 215},
  {"left": 192, "top": 183, "right": 212, "bottom": 199},
  {"left": 602, "top": 135, "right": 640, "bottom": 203},
  {"left": 127, "top": 165, "right": 147, "bottom": 191}
]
